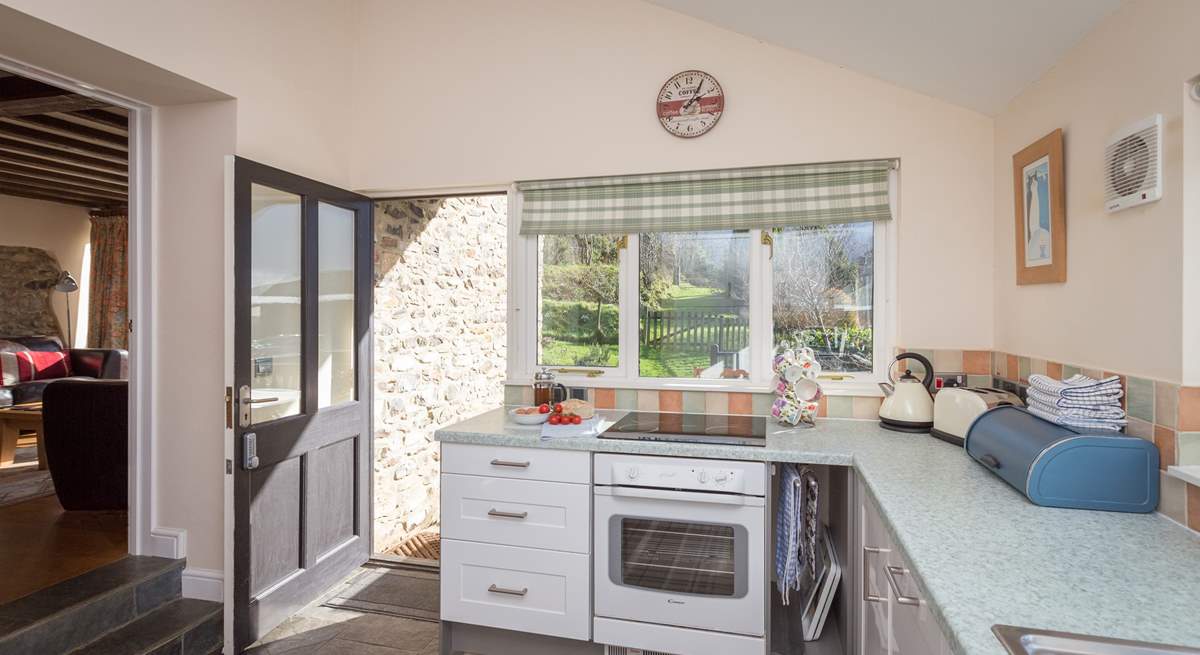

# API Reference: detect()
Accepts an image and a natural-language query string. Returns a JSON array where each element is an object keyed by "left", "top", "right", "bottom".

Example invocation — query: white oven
[{"left": 593, "top": 453, "right": 768, "bottom": 648}]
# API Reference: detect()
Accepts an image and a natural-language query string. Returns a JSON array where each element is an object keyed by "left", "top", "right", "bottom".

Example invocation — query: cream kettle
[{"left": 878, "top": 352, "right": 935, "bottom": 433}]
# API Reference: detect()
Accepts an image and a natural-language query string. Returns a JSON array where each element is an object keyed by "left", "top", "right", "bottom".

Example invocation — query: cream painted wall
[
  {"left": 1, "top": 0, "right": 356, "bottom": 187},
  {"left": 0, "top": 194, "right": 91, "bottom": 346},
  {"left": 993, "top": 0, "right": 1200, "bottom": 383},
  {"left": 348, "top": 0, "right": 996, "bottom": 350}
]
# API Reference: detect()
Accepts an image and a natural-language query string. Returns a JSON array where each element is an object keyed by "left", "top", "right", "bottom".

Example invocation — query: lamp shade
[{"left": 55, "top": 270, "right": 79, "bottom": 293}]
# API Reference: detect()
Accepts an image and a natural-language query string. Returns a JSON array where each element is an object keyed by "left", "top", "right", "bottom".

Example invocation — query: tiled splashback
[{"left": 505, "top": 346, "right": 1200, "bottom": 534}]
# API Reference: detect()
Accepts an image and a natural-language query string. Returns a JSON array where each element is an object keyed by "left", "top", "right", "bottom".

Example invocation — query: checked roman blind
[{"left": 516, "top": 159, "right": 895, "bottom": 235}]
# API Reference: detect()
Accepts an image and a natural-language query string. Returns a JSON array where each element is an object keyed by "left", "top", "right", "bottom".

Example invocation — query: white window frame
[{"left": 506, "top": 169, "right": 898, "bottom": 396}]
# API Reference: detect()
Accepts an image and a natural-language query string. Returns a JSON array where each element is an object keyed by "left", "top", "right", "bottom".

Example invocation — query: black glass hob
[{"left": 600, "top": 412, "right": 768, "bottom": 447}]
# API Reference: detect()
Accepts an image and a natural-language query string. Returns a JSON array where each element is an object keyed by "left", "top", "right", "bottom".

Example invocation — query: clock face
[{"left": 657, "top": 70, "right": 724, "bottom": 138}]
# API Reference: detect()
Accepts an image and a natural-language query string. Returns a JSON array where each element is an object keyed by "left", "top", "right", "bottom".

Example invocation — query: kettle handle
[{"left": 890, "top": 352, "right": 935, "bottom": 389}]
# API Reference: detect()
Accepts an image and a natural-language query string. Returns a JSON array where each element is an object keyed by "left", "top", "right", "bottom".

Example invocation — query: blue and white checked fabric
[
  {"left": 1028, "top": 404, "right": 1127, "bottom": 431},
  {"left": 1026, "top": 387, "right": 1121, "bottom": 410},
  {"left": 775, "top": 464, "right": 818, "bottom": 605},
  {"left": 1027, "top": 397, "right": 1126, "bottom": 420},
  {"left": 1028, "top": 374, "right": 1123, "bottom": 400}
]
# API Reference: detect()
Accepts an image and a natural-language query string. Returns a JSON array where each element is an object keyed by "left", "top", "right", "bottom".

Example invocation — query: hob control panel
[{"left": 595, "top": 454, "right": 767, "bottom": 496}]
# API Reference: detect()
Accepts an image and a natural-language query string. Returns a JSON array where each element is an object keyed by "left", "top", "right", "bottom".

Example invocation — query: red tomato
[
  {"left": 571, "top": 415, "right": 582, "bottom": 425},
  {"left": 548, "top": 415, "right": 561, "bottom": 425},
  {"left": 554, "top": 403, "right": 564, "bottom": 414},
  {"left": 538, "top": 404, "right": 550, "bottom": 414}
]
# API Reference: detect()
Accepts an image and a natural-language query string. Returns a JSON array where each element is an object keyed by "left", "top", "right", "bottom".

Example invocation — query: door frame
[{"left": 0, "top": 55, "right": 156, "bottom": 559}]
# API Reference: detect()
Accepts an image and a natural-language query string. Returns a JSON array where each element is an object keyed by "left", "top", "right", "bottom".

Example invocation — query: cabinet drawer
[
  {"left": 441, "top": 539, "right": 590, "bottom": 641},
  {"left": 441, "top": 473, "right": 590, "bottom": 553},
  {"left": 441, "top": 442, "right": 590, "bottom": 483}
]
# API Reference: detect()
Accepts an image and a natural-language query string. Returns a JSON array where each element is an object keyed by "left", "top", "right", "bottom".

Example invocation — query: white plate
[{"left": 509, "top": 408, "right": 549, "bottom": 425}]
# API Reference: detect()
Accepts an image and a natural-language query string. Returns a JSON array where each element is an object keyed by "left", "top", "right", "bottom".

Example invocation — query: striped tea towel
[
  {"left": 1028, "top": 374, "right": 1123, "bottom": 400},
  {"left": 1028, "top": 404, "right": 1126, "bottom": 431},
  {"left": 1026, "top": 387, "right": 1123, "bottom": 410},
  {"left": 775, "top": 464, "right": 818, "bottom": 605},
  {"left": 1027, "top": 398, "right": 1125, "bottom": 420}
]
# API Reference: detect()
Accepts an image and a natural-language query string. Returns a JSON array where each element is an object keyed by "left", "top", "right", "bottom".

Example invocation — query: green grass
[
  {"left": 540, "top": 341, "right": 619, "bottom": 368},
  {"left": 638, "top": 345, "right": 711, "bottom": 378},
  {"left": 660, "top": 283, "right": 740, "bottom": 311}
]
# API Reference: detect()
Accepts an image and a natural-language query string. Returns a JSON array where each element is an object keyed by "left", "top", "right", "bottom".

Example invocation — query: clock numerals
[{"left": 658, "top": 70, "right": 723, "bottom": 138}]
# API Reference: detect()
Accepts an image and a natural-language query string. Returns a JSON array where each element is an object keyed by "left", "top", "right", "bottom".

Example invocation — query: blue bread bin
[{"left": 964, "top": 406, "right": 1159, "bottom": 513}]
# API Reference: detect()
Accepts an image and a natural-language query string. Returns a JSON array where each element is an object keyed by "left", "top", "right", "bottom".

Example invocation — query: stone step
[
  {"left": 0, "top": 556, "right": 184, "bottom": 655},
  {"left": 69, "top": 598, "right": 222, "bottom": 655}
]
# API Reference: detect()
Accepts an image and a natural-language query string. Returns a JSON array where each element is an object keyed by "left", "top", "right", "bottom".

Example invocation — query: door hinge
[
  {"left": 225, "top": 459, "right": 233, "bottom": 475},
  {"left": 127, "top": 318, "right": 134, "bottom": 333},
  {"left": 224, "top": 386, "right": 234, "bottom": 429}
]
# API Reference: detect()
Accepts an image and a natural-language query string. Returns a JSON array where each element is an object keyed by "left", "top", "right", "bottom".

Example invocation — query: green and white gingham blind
[{"left": 517, "top": 159, "right": 895, "bottom": 235}]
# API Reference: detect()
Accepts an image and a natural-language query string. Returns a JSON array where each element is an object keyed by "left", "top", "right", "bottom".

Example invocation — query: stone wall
[
  {"left": 0, "top": 245, "right": 64, "bottom": 339},
  {"left": 372, "top": 195, "right": 507, "bottom": 553}
]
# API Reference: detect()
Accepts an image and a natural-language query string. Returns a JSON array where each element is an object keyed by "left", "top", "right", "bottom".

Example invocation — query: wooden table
[{"left": 0, "top": 402, "right": 45, "bottom": 470}]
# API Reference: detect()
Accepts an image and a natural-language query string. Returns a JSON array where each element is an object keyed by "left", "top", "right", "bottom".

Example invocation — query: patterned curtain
[{"left": 87, "top": 212, "right": 129, "bottom": 349}]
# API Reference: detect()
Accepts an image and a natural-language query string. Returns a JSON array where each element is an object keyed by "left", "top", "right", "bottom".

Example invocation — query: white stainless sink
[{"left": 993, "top": 625, "right": 1200, "bottom": 655}]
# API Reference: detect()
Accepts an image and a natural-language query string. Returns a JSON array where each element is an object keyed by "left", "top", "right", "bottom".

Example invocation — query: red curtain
[{"left": 87, "top": 212, "right": 128, "bottom": 349}]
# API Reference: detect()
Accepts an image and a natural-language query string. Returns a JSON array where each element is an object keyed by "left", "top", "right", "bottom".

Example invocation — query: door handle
[
  {"left": 487, "top": 584, "right": 528, "bottom": 597},
  {"left": 245, "top": 397, "right": 280, "bottom": 404},
  {"left": 885, "top": 565, "right": 922, "bottom": 606},
  {"left": 862, "top": 546, "right": 889, "bottom": 603},
  {"left": 487, "top": 509, "right": 528, "bottom": 519},
  {"left": 489, "top": 459, "right": 530, "bottom": 468}
]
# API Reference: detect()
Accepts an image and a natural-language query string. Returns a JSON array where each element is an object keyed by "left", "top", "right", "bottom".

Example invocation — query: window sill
[
  {"left": 1166, "top": 465, "right": 1200, "bottom": 488},
  {"left": 504, "top": 376, "right": 884, "bottom": 397}
]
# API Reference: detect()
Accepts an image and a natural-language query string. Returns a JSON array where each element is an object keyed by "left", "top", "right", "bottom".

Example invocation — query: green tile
[
  {"left": 827, "top": 396, "right": 854, "bottom": 418},
  {"left": 504, "top": 385, "right": 529, "bottom": 405},
  {"left": 615, "top": 389, "right": 638, "bottom": 410},
  {"left": 752, "top": 393, "right": 775, "bottom": 416},
  {"left": 967, "top": 375, "right": 992, "bottom": 388},
  {"left": 1125, "top": 376, "right": 1155, "bottom": 423},
  {"left": 1018, "top": 357, "right": 1031, "bottom": 381},
  {"left": 1155, "top": 381, "right": 1179, "bottom": 430},
  {"left": 1178, "top": 432, "right": 1200, "bottom": 466},
  {"left": 1062, "top": 365, "right": 1081, "bottom": 378},
  {"left": 682, "top": 391, "right": 706, "bottom": 413}
]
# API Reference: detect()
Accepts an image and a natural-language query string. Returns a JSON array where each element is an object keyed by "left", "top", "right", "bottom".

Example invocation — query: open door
[{"left": 232, "top": 157, "right": 373, "bottom": 651}]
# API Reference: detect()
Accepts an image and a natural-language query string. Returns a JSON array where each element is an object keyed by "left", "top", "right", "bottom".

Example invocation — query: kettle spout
[{"left": 878, "top": 382, "right": 894, "bottom": 397}]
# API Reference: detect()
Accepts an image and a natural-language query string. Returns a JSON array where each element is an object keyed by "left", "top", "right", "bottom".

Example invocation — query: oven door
[{"left": 593, "top": 485, "right": 766, "bottom": 637}]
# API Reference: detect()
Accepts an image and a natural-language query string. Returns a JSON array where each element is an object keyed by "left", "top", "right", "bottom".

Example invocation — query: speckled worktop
[{"left": 435, "top": 407, "right": 1200, "bottom": 655}]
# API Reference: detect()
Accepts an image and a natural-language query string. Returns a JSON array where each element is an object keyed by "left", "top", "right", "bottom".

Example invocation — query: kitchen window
[{"left": 509, "top": 161, "right": 896, "bottom": 394}]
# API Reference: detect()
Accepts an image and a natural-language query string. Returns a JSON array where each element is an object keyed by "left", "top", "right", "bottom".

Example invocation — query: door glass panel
[
  {"left": 250, "top": 183, "right": 303, "bottom": 423},
  {"left": 318, "top": 202, "right": 356, "bottom": 407},
  {"left": 620, "top": 518, "right": 736, "bottom": 596}
]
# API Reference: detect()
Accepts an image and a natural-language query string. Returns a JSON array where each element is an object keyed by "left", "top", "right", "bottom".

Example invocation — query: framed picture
[{"left": 1013, "top": 129, "right": 1066, "bottom": 284}]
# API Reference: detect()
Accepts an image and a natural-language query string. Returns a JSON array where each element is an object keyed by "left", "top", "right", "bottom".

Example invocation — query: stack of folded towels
[{"left": 1026, "top": 373, "right": 1127, "bottom": 432}]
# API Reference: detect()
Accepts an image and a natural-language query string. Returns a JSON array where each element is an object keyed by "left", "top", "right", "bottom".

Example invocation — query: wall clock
[{"left": 656, "top": 70, "right": 724, "bottom": 138}]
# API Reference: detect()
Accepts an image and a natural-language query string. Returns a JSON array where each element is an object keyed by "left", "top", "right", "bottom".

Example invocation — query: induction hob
[{"left": 600, "top": 411, "right": 768, "bottom": 447}]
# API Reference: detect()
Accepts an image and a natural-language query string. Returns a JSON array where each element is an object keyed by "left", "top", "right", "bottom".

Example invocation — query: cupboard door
[
  {"left": 859, "top": 484, "right": 892, "bottom": 655},
  {"left": 886, "top": 540, "right": 950, "bottom": 654}
]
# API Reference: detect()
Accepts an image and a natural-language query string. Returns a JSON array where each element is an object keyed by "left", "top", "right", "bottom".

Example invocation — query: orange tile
[
  {"left": 1188, "top": 484, "right": 1200, "bottom": 532},
  {"left": 1154, "top": 425, "right": 1177, "bottom": 470},
  {"left": 1046, "top": 361, "right": 1063, "bottom": 380},
  {"left": 1104, "top": 372, "right": 1127, "bottom": 410},
  {"left": 817, "top": 396, "right": 828, "bottom": 418},
  {"left": 1178, "top": 387, "right": 1200, "bottom": 431},
  {"left": 658, "top": 390, "right": 683, "bottom": 413},
  {"left": 963, "top": 350, "right": 990, "bottom": 375},
  {"left": 594, "top": 388, "right": 615, "bottom": 409},
  {"left": 728, "top": 393, "right": 753, "bottom": 415},
  {"left": 659, "top": 413, "right": 683, "bottom": 434},
  {"left": 1006, "top": 354, "right": 1018, "bottom": 380}
]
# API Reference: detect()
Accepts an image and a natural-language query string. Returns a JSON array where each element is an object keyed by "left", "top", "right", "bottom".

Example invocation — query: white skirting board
[{"left": 183, "top": 568, "right": 224, "bottom": 602}]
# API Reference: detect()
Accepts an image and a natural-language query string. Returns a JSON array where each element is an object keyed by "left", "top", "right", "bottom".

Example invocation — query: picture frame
[{"left": 1012, "top": 128, "right": 1066, "bottom": 284}]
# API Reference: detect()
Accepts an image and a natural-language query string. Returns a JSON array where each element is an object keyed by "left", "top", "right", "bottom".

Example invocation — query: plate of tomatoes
[{"left": 510, "top": 404, "right": 552, "bottom": 425}]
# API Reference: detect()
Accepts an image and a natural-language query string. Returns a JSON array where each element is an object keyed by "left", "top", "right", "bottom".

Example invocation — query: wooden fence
[{"left": 640, "top": 309, "right": 749, "bottom": 352}]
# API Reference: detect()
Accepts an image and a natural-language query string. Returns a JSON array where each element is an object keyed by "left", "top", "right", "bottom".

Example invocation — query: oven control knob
[
  {"left": 697, "top": 470, "right": 709, "bottom": 483},
  {"left": 626, "top": 467, "right": 639, "bottom": 480}
]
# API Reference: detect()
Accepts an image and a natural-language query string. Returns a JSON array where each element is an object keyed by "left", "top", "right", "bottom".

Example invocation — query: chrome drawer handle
[
  {"left": 490, "top": 459, "right": 530, "bottom": 468},
  {"left": 885, "top": 565, "right": 921, "bottom": 606},
  {"left": 487, "top": 508, "right": 528, "bottom": 519},
  {"left": 488, "top": 584, "right": 528, "bottom": 597},
  {"left": 862, "top": 546, "right": 889, "bottom": 603}
]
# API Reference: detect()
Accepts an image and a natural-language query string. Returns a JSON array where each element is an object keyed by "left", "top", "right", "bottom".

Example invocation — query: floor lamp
[{"left": 56, "top": 271, "right": 79, "bottom": 347}]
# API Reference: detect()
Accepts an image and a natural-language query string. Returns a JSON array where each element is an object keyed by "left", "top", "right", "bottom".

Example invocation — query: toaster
[{"left": 931, "top": 387, "right": 1022, "bottom": 446}]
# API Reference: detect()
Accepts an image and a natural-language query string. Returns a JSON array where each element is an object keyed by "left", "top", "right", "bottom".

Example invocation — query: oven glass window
[{"left": 620, "top": 519, "right": 736, "bottom": 596}]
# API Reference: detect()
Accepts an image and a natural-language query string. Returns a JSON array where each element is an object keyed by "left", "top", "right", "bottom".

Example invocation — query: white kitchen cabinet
[
  {"left": 441, "top": 442, "right": 591, "bottom": 483},
  {"left": 441, "top": 473, "right": 591, "bottom": 553},
  {"left": 856, "top": 479, "right": 952, "bottom": 655}
]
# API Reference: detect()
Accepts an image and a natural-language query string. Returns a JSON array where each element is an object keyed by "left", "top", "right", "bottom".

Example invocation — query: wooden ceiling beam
[
  {"left": 49, "top": 111, "right": 128, "bottom": 137},
  {"left": 1, "top": 115, "right": 127, "bottom": 149},
  {"left": 0, "top": 161, "right": 127, "bottom": 195},
  {"left": 70, "top": 108, "right": 129, "bottom": 130},
  {"left": 0, "top": 151, "right": 126, "bottom": 186},
  {"left": 0, "top": 137, "right": 126, "bottom": 176},
  {"left": 0, "top": 123, "right": 126, "bottom": 165},
  {"left": 0, "top": 170, "right": 126, "bottom": 201},
  {"left": 0, "top": 76, "right": 65, "bottom": 101},
  {"left": 0, "top": 185, "right": 106, "bottom": 208},
  {"left": 0, "top": 95, "right": 109, "bottom": 118}
]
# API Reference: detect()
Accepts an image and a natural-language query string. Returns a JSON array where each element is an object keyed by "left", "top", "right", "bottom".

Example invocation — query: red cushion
[{"left": 0, "top": 350, "right": 70, "bottom": 385}]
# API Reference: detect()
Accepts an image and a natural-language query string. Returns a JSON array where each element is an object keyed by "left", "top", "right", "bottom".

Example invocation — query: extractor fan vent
[
  {"left": 1104, "top": 114, "right": 1162, "bottom": 212},
  {"left": 604, "top": 647, "right": 676, "bottom": 655}
]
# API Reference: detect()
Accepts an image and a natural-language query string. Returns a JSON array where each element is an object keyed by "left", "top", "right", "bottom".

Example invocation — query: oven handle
[{"left": 595, "top": 485, "right": 764, "bottom": 507}]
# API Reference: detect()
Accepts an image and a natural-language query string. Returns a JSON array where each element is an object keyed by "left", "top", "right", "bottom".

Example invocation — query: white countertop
[{"left": 435, "top": 407, "right": 1200, "bottom": 654}]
